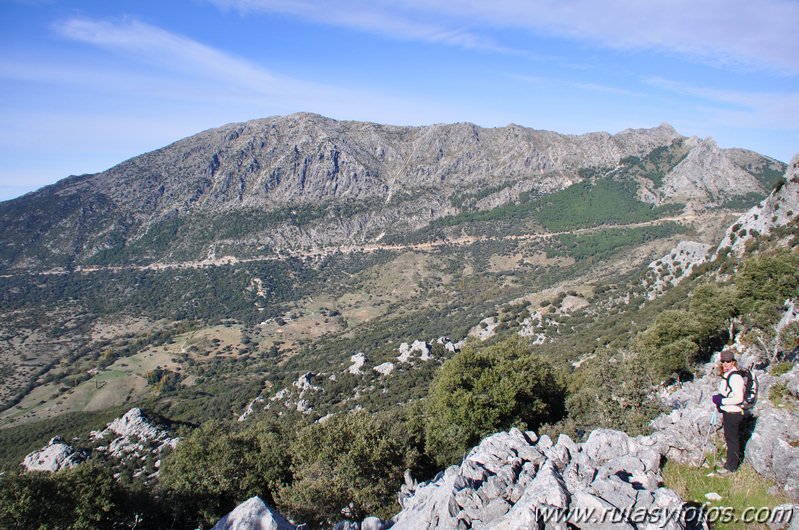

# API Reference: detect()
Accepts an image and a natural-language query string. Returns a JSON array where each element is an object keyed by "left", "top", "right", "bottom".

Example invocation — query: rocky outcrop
[
  {"left": 436, "top": 337, "right": 462, "bottom": 354},
  {"left": 90, "top": 407, "right": 179, "bottom": 479},
  {"left": 348, "top": 353, "right": 367, "bottom": 375},
  {"left": 397, "top": 340, "right": 433, "bottom": 363},
  {"left": 373, "top": 362, "right": 395, "bottom": 376},
  {"left": 470, "top": 317, "right": 500, "bottom": 342},
  {"left": 658, "top": 138, "right": 767, "bottom": 208},
  {"left": 211, "top": 496, "right": 296, "bottom": 530},
  {"left": 21, "top": 408, "right": 177, "bottom": 479},
  {"left": 239, "top": 396, "right": 267, "bottom": 422},
  {"left": 646, "top": 358, "right": 724, "bottom": 465},
  {"left": 391, "top": 428, "right": 688, "bottom": 530},
  {"left": 768, "top": 504, "right": 799, "bottom": 530},
  {"left": 21, "top": 436, "right": 89, "bottom": 472},
  {"left": 716, "top": 153, "right": 799, "bottom": 255},
  {"left": 745, "top": 365, "right": 799, "bottom": 499},
  {"left": 643, "top": 241, "right": 712, "bottom": 299}
]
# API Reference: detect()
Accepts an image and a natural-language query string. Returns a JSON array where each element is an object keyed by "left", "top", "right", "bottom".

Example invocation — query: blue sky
[{"left": 2, "top": 0, "right": 798, "bottom": 201}]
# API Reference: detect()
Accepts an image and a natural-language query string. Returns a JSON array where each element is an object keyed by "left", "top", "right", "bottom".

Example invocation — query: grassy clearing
[
  {"left": 663, "top": 460, "right": 794, "bottom": 530},
  {"left": 0, "top": 348, "right": 182, "bottom": 426}
]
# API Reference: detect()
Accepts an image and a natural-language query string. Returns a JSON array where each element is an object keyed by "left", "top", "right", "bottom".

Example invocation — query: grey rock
[
  {"left": 90, "top": 407, "right": 179, "bottom": 480},
  {"left": 767, "top": 504, "right": 799, "bottom": 530},
  {"left": 360, "top": 516, "right": 386, "bottom": 530},
  {"left": 716, "top": 153, "right": 799, "bottom": 256},
  {"left": 646, "top": 370, "right": 722, "bottom": 465},
  {"left": 391, "top": 427, "right": 688, "bottom": 529},
  {"left": 492, "top": 460, "right": 571, "bottom": 530},
  {"left": 21, "top": 436, "right": 89, "bottom": 472},
  {"left": 660, "top": 138, "right": 766, "bottom": 208},
  {"left": 583, "top": 429, "right": 660, "bottom": 471},
  {"left": 746, "top": 406, "right": 799, "bottom": 499},
  {"left": 567, "top": 490, "right": 636, "bottom": 529},
  {"left": 211, "top": 496, "right": 296, "bottom": 530},
  {"left": 397, "top": 341, "right": 432, "bottom": 363}
]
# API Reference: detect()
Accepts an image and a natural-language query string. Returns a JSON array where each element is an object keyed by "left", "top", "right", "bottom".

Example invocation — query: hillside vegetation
[
  {"left": 2, "top": 231, "right": 797, "bottom": 528},
  {"left": 0, "top": 115, "right": 794, "bottom": 529}
]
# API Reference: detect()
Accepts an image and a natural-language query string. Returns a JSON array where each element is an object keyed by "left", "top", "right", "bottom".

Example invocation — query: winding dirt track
[{"left": 2, "top": 213, "right": 700, "bottom": 278}]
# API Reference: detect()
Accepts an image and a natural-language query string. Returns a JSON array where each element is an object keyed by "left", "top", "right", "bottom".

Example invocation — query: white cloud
[
  {"left": 56, "top": 17, "right": 282, "bottom": 91},
  {"left": 643, "top": 77, "right": 799, "bottom": 130},
  {"left": 513, "top": 74, "right": 644, "bottom": 98},
  {"left": 206, "top": 0, "right": 512, "bottom": 52},
  {"left": 208, "top": 0, "right": 799, "bottom": 74}
]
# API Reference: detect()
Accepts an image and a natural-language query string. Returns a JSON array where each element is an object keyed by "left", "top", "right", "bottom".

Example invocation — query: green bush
[
  {"left": 424, "top": 337, "right": 566, "bottom": 466},
  {"left": 636, "top": 310, "right": 700, "bottom": 381},
  {"left": 735, "top": 250, "right": 799, "bottom": 327},
  {"left": 771, "top": 361, "right": 796, "bottom": 377},
  {"left": 689, "top": 283, "right": 738, "bottom": 348},
  {"left": 778, "top": 321, "right": 799, "bottom": 351},
  {"left": 278, "top": 410, "right": 420, "bottom": 527},
  {"left": 160, "top": 419, "right": 291, "bottom": 528},
  {"left": 566, "top": 350, "right": 664, "bottom": 435},
  {"left": 0, "top": 463, "right": 121, "bottom": 530}
]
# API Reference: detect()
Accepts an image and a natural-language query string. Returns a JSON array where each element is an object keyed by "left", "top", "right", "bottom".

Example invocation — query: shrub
[
  {"left": 636, "top": 310, "right": 700, "bottom": 381},
  {"left": 735, "top": 250, "right": 799, "bottom": 327},
  {"left": 278, "top": 410, "right": 419, "bottom": 526},
  {"left": 567, "top": 350, "right": 664, "bottom": 436},
  {"left": 160, "top": 419, "right": 291, "bottom": 528},
  {"left": 771, "top": 361, "right": 796, "bottom": 377},
  {"left": 778, "top": 321, "right": 799, "bottom": 351},
  {"left": 0, "top": 463, "right": 122, "bottom": 530},
  {"left": 424, "top": 337, "right": 566, "bottom": 466}
]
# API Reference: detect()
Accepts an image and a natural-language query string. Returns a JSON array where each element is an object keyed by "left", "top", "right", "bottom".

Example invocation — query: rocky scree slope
[
  {"left": 716, "top": 153, "right": 799, "bottom": 255},
  {"left": 642, "top": 152, "right": 799, "bottom": 298},
  {"left": 0, "top": 113, "right": 782, "bottom": 271}
]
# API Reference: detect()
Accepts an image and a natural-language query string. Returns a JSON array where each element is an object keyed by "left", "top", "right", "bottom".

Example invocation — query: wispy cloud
[
  {"left": 512, "top": 74, "right": 644, "bottom": 98},
  {"left": 206, "top": 0, "right": 514, "bottom": 53},
  {"left": 56, "top": 17, "right": 282, "bottom": 92},
  {"left": 643, "top": 76, "right": 799, "bottom": 129},
  {"left": 208, "top": 0, "right": 799, "bottom": 74}
]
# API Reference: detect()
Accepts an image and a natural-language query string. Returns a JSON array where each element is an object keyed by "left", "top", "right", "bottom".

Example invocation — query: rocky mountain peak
[{"left": 659, "top": 137, "right": 766, "bottom": 207}]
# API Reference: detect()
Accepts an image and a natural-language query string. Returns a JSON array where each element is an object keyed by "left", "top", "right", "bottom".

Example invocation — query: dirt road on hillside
[{"left": 2, "top": 213, "right": 703, "bottom": 278}]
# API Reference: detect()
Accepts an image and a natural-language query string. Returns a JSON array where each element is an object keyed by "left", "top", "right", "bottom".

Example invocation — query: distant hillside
[{"left": 0, "top": 113, "right": 784, "bottom": 271}]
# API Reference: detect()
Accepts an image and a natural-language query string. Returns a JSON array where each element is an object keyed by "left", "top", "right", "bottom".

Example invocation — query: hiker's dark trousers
[{"left": 722, "top": 411, "right": 744, "bottom": 472}]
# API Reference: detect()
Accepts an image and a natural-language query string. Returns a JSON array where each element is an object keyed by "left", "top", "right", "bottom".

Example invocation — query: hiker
[{"left": 711, "top": 349, "right": 749, "bottom": 475}]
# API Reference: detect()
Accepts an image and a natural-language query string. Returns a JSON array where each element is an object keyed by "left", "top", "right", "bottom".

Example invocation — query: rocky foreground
[{"left": 210, "top": 353, "right": 799, "bottom": 530}]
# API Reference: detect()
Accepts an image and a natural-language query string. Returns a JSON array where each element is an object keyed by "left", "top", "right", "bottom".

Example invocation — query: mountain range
[{"left": 0, "top": 113, "right": 784, "bottom": 271}]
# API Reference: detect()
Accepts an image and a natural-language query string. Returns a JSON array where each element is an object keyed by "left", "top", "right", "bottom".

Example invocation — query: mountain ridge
[{"left": 0, "top": 113, "right": 785, "bottom": 272}]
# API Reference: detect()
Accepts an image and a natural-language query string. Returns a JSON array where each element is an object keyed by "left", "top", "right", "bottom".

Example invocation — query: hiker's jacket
[{"left": 718, "top": 370, "right": 746, "bottom": 414}]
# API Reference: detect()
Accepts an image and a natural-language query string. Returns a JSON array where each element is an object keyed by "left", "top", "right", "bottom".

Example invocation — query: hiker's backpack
[{"left": 726, "top": 369, "right": 758, "bottom": 413}]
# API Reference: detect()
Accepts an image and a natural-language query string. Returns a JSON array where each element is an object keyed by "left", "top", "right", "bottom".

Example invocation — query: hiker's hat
[{"left": 720, "top": 348, "right": 735, "bottom": 362}]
